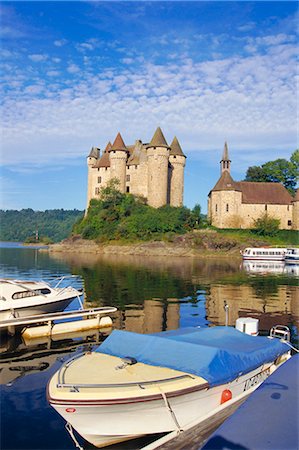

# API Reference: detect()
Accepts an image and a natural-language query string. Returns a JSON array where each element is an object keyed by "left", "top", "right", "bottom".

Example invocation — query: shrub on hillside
[{"left": 253, "top": 213, "right": 280, "bottom": 236}]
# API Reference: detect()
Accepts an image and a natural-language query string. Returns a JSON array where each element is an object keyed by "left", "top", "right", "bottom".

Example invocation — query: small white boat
[
  {"left": 0, "top": 277, "right": 82, "bottom": 323},
  {"left": 284, "top": 248, "right": 299, "bottom": 264},
  {"left": 241, "top": 247, "right": 287, "bottom": 261},
  {"left": 48, "top": 325, "right": 291, "bottom": 448}
]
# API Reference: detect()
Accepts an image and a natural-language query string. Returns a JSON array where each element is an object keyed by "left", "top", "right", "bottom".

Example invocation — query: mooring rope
[
  {"left": 281, "top": 340, "right": 299, "bottom": 353},
  {"left": 65, "top": 422, "right": 83, "bottom": 450},
  {"left": 159, "top": 388, "right": 182, "bottom": 433}
]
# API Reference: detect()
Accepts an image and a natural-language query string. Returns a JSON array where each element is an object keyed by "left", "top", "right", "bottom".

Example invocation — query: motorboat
[
  {"left": 284, "top": 247, "right": 299, "bottom": 264},
  {"left": 241, "top": 247, "right": 287, "bottom": 261},
  {"left": 0, "top": 277, "right": 83, "bottom": 323},
  {"left": 48, "top": 325, "right": 292, "bottom": 448}
]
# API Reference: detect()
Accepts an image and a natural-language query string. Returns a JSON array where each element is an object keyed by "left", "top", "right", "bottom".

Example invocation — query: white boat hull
[{"left": 49, "top": 362, "right": 283, "bottom": 448}]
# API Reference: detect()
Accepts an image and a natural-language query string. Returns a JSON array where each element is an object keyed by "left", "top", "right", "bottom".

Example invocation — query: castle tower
[
  {"left": 208, "top": 143, "right": 242, "bottom": 228},
  {"left": 169, "top": 136, "right": 186, "bottom": 207},
  {"left": 108, "top": 132, "right": 128, "bottom": 193},
  {"left": 86, "top": 146, "right": 99, "bottom": 213},
  {"left": 146, "top": 127, "right": 170, "bottom": 208},
  {"left": 292, "top": 189, "right": 299, "bottom": 230},
  {"left": 220, "top": 141, "right": 231, "bottom": 174}
]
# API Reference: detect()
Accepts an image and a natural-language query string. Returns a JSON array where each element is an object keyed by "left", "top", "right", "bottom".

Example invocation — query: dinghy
[{"left": 48, "top": 326, "right": 291, "bottom": 448}]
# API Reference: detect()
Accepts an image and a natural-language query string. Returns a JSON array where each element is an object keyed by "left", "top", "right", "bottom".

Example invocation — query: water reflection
[
  {"left": 1, "top": 248, "right": 298, "bottom": 450},
  {"left": 49, "top": 252, "right": 298, "bottom": 338}
]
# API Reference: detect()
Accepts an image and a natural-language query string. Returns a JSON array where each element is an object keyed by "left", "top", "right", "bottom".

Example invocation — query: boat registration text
[{"left": 243, "top": 368, "right": 270, "bottom": 391}]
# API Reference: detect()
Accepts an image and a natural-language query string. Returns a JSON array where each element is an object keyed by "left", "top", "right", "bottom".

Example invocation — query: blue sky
[{"left": 1, "top": 1, "right": 298, "bottom": 213}]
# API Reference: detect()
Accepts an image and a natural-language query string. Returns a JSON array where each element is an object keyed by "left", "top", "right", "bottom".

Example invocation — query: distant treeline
[{"left": 0, "top": 209, "right": 84, "bottom": 243}]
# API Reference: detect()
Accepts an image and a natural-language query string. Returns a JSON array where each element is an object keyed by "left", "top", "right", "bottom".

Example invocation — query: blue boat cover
[
  {"left": 202, "top": 354, "right": 299, "bottom": 450},
  {"left": 97, "top": 327, "right": 290, "bottom": 386}
]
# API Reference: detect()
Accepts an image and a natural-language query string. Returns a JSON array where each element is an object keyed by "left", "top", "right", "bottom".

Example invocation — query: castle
[
  {"left": 208, "top": 143, "right": 299, "bottom": 230},
  {"left": 86, "top": 127, "right": 186, "bottom": 210}
]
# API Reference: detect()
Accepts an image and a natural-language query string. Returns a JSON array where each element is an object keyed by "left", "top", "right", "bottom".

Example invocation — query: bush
[
  {"left": 253, "top": 213, "right": 280, "bottom": 236},
  {"left": 73, "top": 181, "right": 200, "bottom": 241}
]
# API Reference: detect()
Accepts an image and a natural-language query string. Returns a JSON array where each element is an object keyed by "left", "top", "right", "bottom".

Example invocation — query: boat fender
[{"left": 220, "top": 389, "right": 232, "bottom": 404}]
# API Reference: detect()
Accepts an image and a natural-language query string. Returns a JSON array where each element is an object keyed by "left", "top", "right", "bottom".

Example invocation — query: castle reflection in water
[{"left": 51, "top": 252, "right": 299, "bottom": 336}]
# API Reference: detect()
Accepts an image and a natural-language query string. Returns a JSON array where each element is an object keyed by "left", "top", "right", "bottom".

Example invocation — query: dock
[{"left": 0, "top": 306, "right": 117, "bottom": 337}]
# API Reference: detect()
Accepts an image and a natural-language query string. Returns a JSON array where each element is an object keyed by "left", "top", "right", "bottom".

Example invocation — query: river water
[{"left": 0, "top": 244, "right": 298, "bottom": 450}]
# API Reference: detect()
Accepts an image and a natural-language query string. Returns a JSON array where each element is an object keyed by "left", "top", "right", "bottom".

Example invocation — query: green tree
[{"left": 245, "top": 150, "right": 298, "bottom": 195}]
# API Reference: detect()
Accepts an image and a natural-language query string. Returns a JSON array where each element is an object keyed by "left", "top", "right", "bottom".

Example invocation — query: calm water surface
[{"left": 0, "top": 246, "right": 298, "bottom": 450}]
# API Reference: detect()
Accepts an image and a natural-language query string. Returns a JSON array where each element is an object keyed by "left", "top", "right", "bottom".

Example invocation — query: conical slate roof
[
  {"left": 110, "top": 132, "right": 127, "bottom": 152},
  {"left": 211, "top": 171, "right": 241, "bottom": 192},
  {"left": 221, "top": 142, "right": 230, "bottom": 161},
  {"left": 104, "top": 141, "right": 112, "bottom": 153},
  {"left": 88, "top": 146, "right": 99, "bottom": 159},
  {"left": 147, "top": 127, "right": 169, "bottom": 148},
  {"left": 170, "top": 136, "right": 186, "bottom": 157}
]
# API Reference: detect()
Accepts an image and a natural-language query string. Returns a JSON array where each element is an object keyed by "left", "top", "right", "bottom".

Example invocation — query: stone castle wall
[
  {"left": 209, "top": 190, "right": 295, "bottom": 230},
  {"left": 169, "top": 155, "right": 186, "bottom": 207},
  {"left": 292, "top": 201, "right": 299, "bottom": 230},
  {"left": 147, "top": 147, "right": 170, "bottom": 208}
]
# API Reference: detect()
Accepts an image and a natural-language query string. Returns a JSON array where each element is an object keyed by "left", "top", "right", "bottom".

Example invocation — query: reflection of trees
[{"left": 75, "top": 263, "right": 196, "bottom": 308}]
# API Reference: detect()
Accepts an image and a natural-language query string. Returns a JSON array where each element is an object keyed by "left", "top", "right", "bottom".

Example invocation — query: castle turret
[
  {"left": 169, "top": 136, "right": 186, "bottom": 207},
  {"left": 220, "top": 141, "right": 231, "bottom": 174},
  {"left": 108, "top": 132, "right": 128, "bottom": 193},
  {"left": 146, "top": 127, "right": 170, "bottom": 208},
  {"left": 86, "top": 146, "right": 100, "bottom": 214},
  {"left": 292, "top": 189, "right": 299, "bottom": 230},
  {"left": 208, "top": 144, "right": 242, "bottom": 228}
]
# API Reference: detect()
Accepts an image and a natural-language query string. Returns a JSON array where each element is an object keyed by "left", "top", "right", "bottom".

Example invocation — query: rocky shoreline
[{"left": 45, "top": 233, "right": 247, "bottom": 258}]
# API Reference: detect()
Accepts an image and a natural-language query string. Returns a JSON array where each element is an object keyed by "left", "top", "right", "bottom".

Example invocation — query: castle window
[
  {"left": 126, "top": 186, "right": 130, "bottom": 193},
  {"left": 105, "top": 167, "right": 107, "bottom": 171},
  {"left": 95, "top": 187, "right": 100, "bottom": 195},
  {"left": 97, "top": 168, "right": 99, "bottom": 172},
  {"left": 126, "top": 175, "right": 130, "bottom": 182},
  {"left": 226, "top": 204, "right": 229, "bottom": 212},
  {"left": 288, "top": 220, "right": 292, "bottom": 226},
  {"left": 135, "top": 165, "right": 137, "bottom": 169},
  {"left": 287, "top": 205, "right": 289, "bottom": 211},
  {"left": 215, "top": 204, "right": 218, "bottom": 212},
  {"left": 98, "top": 176, "right": 102, "bottom": 183},
  {"left": 265, "top": 205, "right": 267, "bottom": 211}
]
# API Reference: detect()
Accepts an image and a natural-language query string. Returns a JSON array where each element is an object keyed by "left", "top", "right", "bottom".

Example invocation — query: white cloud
[
  {"left": 28, "top": 54, "right": 48, "bottom": 62},
  {"left": 1, "top": 37, "right": 297, "bottom": 173},
  {"left": 54, "top": 39, "right": 67, "bottom": 47},
  {"left": 67, "top": 63, "right": 80, "bottom": 74},
  {"left": 47, "top": 70, "right": 60, "bottom": 77}
]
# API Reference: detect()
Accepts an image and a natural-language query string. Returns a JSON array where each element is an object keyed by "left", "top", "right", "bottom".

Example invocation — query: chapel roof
[
  {"left": 236, "top": 181, "right": 293, "bottom": 205},
  {"left": 222, "top": 141, "right": 230, "bottom": 161},
  {"left": 210, "top": 171, "right": 241, "bottom": 193}
]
